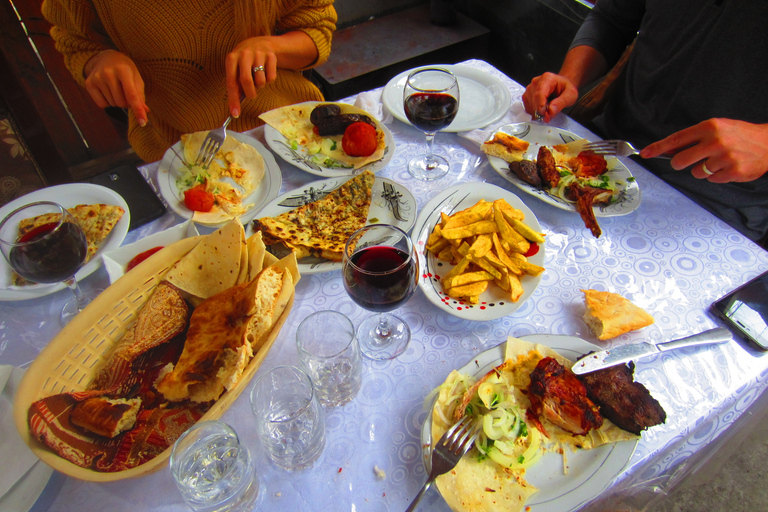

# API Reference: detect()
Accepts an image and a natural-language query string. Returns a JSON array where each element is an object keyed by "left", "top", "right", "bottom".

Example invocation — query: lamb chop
[
  {"left": 576, "top": 361, "right": 666, "bottom": 435},
  {"left": 527, "top": 357, "right": 603, "bottom": 436},
  {"left": 567, "top": 183, "right": 613, "bottom": 238}
]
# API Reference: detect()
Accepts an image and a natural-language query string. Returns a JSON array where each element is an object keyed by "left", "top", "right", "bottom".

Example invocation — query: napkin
[
  {"left": 354, "top": 89, "right": 393, "bottom": 124},
  {"left": 0, "top": 365, "right": 40, "bottom": 498},
  {"left": 457, "top": 100, "right": 533, "bottom": 147}
]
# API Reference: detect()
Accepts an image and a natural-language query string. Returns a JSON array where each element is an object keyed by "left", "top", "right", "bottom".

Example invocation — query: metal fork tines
[
  {"left": 582, "top": 139, "right": 639, "bottom": 157},
  {"left": 194, "top": 115, "right": 234, "bottom": 168},
  {"left": 405, "top": 415, "right": 478, "bottom": 512}
]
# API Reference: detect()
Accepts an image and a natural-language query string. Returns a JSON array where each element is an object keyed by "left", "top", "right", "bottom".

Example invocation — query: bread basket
[{"left": 13, "top": 236, "right": 294, "bottom": 481}]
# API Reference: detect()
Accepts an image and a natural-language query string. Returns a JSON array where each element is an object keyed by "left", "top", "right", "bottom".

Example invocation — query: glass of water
[
  {"left": 296, "top": 310, "right": 363, "bottom": 407},
  {"left": 170, "top": 421, "right": 260, "bottom": 512},
  {"left": 249, "top": 365, "right": 326, "bottom": 471}
]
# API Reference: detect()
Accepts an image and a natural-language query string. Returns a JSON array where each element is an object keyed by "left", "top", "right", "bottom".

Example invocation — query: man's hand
[
  {"left": 522, "top": 72, "right": 579, "bottom": 123},
  {"left": 84, "top": 50, "right": 148, "bottom": 126},
  {"left": 641, "top": 119, "right": 768, "bottom": 183}
]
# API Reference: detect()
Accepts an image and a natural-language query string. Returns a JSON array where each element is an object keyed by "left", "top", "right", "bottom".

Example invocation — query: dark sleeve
[{"left": 570, "top": 0, "right": 646, "bottom": 66}]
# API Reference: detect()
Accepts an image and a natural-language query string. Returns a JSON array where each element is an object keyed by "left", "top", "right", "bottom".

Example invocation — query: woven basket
[{"left": 13, "top": 236, "right": 294, "bottom": 481}]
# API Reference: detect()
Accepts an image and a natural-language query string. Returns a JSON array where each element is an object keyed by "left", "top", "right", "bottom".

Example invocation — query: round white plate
[
  {"left": 102, "top": 220, "right": 200, "bottom": 284},
  {"left": 157, "top": 131, "right": 282, "bottom": 226},
  {"left": 263, "top": 101, "right": 395, "bottom": 177},
  {"left": 413, "top": 182, "right": 545, "bottom": 321},
  {"left": 486, "top": 122, "right": 642, "bottom": 216},
  {"left": 248, "top": 175, "right": 417, "bottom": 275},
  {"left": 422, "top": 334, "right": 638, "bottom": 512},
  {"left": 382, "top": 64, "right": 512, "bottom": 132},
  {"left": 0, "top": 184, "right": 130, "bottom": 301}
]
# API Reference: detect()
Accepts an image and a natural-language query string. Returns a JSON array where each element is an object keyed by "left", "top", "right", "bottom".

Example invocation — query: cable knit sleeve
[
  {"left": 41, "top": 0, "right": 114, "bottom": 87},
  {"left": 276, "top": 0, "right": 337, "bottom": 69}
]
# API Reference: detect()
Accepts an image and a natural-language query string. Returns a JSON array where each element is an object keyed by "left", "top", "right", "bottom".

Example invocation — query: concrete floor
[{"left": 650, "top": 399, "right": 768, "bottom": 512}]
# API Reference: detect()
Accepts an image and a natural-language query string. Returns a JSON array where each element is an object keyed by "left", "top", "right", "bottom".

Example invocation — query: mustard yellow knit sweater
[{"left": 42, "top": 0, "right": 336, "bottom": 162}]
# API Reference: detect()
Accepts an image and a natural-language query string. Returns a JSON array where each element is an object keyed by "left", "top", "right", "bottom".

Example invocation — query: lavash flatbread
[
  {"left": 431, "top": 336, "right": 638, "bottom": 512},
  {"left": 252, "top": 171, "right": 376, "bottom": 262},
  {"left": 259, "top": 102, "right": 387, "bottom": 170}
]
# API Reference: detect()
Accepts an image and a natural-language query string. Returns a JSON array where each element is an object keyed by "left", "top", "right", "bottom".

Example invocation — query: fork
[
  {"left": 194, "top": 114, "right": 233, "bottom": 168},
  {"left": 583, "top": 140, "right": 672, "bottom": 159},
  {"left": 405, "top": 415, "right": 478, "bottom": 512}
]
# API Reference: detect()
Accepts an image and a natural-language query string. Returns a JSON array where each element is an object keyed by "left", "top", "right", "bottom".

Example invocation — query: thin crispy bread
[
  {"left": 481, "top": 132, "right": 530, "bottom": 162},
  {"left": 252, "top": 171, "right": 375, "bottom": 261},
  {"left": 581, "top": 289, "right": 655, "bottom": 340}
]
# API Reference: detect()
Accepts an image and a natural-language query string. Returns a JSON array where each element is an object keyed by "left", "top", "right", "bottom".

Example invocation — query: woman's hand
[
  {"left": 522, "top": 72, "right": 579, "bottom": 123},
  {"left": 84, "top": 50, "right": 148, "bottom": 126},
  {"left": 225, "top": 31, "right": 318, "bottom": 118},
  {"left": 641, "top": 119, "right": 768, "bottom": 183}
]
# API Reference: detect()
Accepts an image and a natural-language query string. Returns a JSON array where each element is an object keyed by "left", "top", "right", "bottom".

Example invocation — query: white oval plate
[
  {"left": 422, "top": 334, "right": 638, "bottom": 512},
  {"left": 157, "top": 131, "right": 282, "bottom": 226},
  {"left": 382, "top": 64, "right": 512, "bottom": 132},
  {"left": 486, "top": 122, "right": 641, "bottom": 216},
  {"left": 0, "top": 184, "right": 130, "bottom": 301},
  {"left": 263, "top": 101, "right": 395, "bottom": 177},
  {"left": 102, "top": 220, "right": 200, "bottom": 283},
  {"left": 413, "top": 182, "right": 545, "bottom": 321},
  {"left": 248, "top": 175, "right": 417, "bottom": 275}
]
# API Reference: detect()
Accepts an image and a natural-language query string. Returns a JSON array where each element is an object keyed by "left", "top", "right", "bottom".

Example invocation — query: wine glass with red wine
[
  {"left": 403, "top": 67, "right": 460, "bottom": 180},
  {"left": 0, "top": 201, "right": 94, "bottom": 324},
  {"left": 342, "top": 224, "right": 419, "bottom": 360}
]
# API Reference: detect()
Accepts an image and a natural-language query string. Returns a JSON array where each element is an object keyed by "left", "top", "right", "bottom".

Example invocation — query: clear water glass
[
  {"left": 250, "top": 365, "right": 326, "bottom": 470},
  {"left": 296, "top": 310, "right": 363, "bottom": 407},
  {"left": 170, "top": 421, "right": 260, "bottom": 512}
]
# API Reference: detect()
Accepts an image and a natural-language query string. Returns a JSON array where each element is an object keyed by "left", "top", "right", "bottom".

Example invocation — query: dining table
[{"left": 2, "top": 58, "right": 768, "bottom": 512}]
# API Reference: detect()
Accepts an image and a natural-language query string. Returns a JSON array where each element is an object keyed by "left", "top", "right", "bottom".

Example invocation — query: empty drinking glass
[
  {"left": 296, "top": 310, "right": 363, "bottom": 407},
  {"left": 170, "top": 421, "right": 260, "bottom": 512},
  {"left": 250, "top": 365, "right": 326, "bottom": 470}
]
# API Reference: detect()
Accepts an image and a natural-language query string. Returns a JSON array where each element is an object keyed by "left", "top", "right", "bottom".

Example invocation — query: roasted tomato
[
  {"left": 126, "top": 246, "right": 164, "bottom": 271},
  {"left": 183, "top": 184, "right": 215, "bottom": 212},
  {"left": 342, "top": 122, "right": 378, "bottom": 157}
]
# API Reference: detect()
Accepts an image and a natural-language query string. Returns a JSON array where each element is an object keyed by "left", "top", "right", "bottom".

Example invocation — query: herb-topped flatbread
[
  {"left": 252, "top": 171, "right": 375, "bottom": 262},
  {"left": 259, "top": 102, "right": 387, "bottom": 170}
]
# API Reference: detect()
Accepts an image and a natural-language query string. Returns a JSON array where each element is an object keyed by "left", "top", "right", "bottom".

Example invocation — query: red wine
[
  {"left": 404, "top": 93, "right": 458, "bottom": 132},
  {"left": 9, "top": 222, "right": 87, "bottom": 283},
  {"left": 344, "top": 246, "right": 417, "bottom": 312}
]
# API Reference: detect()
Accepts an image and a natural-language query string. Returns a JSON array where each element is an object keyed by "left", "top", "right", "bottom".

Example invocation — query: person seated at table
[
  {"left": 41, "top": 0, "right": 337, "bottom": 162},
  {"left": 521, "top": 0, "right": 768, "bottom": 247}
]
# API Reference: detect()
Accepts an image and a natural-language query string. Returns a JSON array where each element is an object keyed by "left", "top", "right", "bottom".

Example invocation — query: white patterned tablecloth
[{"left": 2, "top": 60, "right": 768, "bottom": 512}]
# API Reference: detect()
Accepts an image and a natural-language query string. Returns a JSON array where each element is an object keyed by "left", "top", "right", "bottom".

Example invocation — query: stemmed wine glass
[
  {"left": 403, "top": 67, "right": 460, "bottom": 180},
  {"left": 342, "top": 224, "right": 419, "bottom": 360},
  {"left": 0, "top": 201, "right": 94, "bottom": 324}
]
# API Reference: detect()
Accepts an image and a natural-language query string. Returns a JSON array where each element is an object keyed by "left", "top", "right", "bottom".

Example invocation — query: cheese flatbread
[
  {"left": 259, "top": 102, "right": 386, "bottom": 170},
  {"left": 582, "top": 289, "right": 655, "bottom": 340},
  {"left": 252, "top": 171, "right": 375, "bottom": 262}
]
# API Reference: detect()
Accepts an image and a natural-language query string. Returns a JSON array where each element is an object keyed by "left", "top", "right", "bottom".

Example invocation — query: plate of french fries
[{"left": 414, "top": 182, "right": 546, "bottom": 320}]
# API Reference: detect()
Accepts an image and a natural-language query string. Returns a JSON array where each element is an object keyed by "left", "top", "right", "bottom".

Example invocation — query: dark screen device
[
  {"left": 710, "top": 269, "right": 768, "bottom": 351},
  {"left": 83, "top": 164, "right": 166, "bottom": 231}
]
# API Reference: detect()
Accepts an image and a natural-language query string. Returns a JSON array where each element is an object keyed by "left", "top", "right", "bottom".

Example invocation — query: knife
[{"left": 570, "top": 327, "right": 732, "bottom": 375}]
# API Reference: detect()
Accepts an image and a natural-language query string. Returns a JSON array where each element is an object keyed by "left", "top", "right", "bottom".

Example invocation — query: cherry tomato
[
  {"left": 342, "top": 122, "right": 378, "bottom": 157},
  {"left": 126, "top": 246, "right": 164, "bottom": 271},
  {"left": 183, "top": 184, "right": 215, "bottom": 212}
]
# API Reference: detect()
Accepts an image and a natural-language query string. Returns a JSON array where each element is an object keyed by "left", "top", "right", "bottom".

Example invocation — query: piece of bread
[
  {"left": 481, "top": 132, "right": 529, "bottom": 162},
  {"left": 70, "top": 396, "right": 142, "bottom": 438},
  {"left": 581, "top": 289, "right": 654, "bottom": 340}
]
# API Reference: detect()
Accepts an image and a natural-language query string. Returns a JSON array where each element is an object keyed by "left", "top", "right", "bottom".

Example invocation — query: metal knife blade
[{"left": 570, "top": 327, "right": 732, "bottom": 375}]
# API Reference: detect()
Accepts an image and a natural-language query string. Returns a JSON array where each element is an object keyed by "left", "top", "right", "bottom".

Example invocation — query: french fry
[
  {"left": 442, "top": 219, "right": 498, "bottom": 239},
  {"left": 444, "top": 270, "right": 496, "bottom": 290},
  {"left": 495, "top": 199, "right": 525, "bottom": 222},
  {"left": 491, "top": 233, "right": 523, "bottom": 275},
  {"left": 447, "top": 281, "right": 488, "bottom": 300},
  {"left": 507, "top": 273, "right": 524, "bottom": 301},
  {"left": 467, "top": 234, "right": 493, "bottom": 260},
  {"left": 456, "top": 243, "right": 502, "bottom": 279},
  {"left": 510, "top": 218, "right": 546, "bottom": 244},
  {"left": 493, "top": 208, "right": 530, "bottom": 254},
  {"left": 442, "top": 201, "right": 493, "bottom": 230},
  {"left": 510, "top": 253, "right": 545, "bottom": 276}
]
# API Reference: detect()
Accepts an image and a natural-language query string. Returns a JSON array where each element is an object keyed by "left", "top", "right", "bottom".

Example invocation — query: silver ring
[
  {"left": 253, "top": 65, "right": 265, "bottom": 73},
  {"left": 702, "top": 162, "right": 714, "bottom": 176}
]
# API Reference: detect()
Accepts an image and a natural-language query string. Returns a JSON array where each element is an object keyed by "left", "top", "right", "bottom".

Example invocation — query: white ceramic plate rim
[
  {"left": 156, "top": 131, "right": 282, "bottom": 226},
  {"left": 0, "top": 183, "right": 131, "bottom": 301},
  {"left": 382, "top": 64, "right": 512, "bottom": 132},
  {"left": 413, "top": 182, "right": 545, "bottom": 321},
  {"left": 486, "top": 122, "right": 642, "bottom": 217},
  {"left": 421, "top": 334, "right": 638, "bottom": 512},
  {"left": 263, "top": 101, "right": 395, "bottom": 177},
  {"left": 247, "top": 175, "right": 417, "bottom": 275},
  {"left": 102, "top": 220, "right": 200, "bottom": 284}
]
